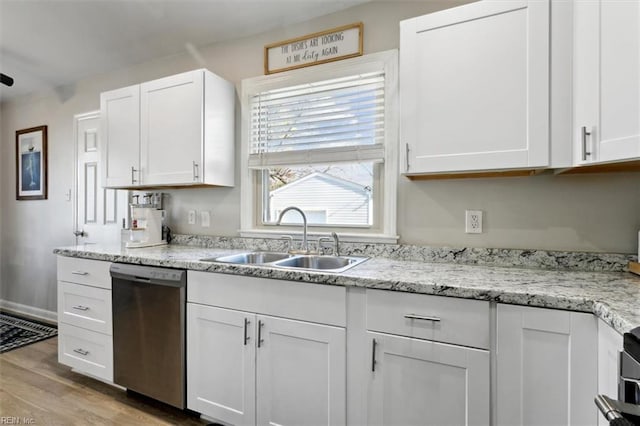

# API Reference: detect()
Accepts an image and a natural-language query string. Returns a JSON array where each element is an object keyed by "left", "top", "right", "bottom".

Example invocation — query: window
[{"left": 240, "top": 50, "right": 398, "bottom": 242}]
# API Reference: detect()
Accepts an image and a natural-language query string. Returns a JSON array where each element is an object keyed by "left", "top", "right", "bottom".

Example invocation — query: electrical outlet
[
  {"left": 201, "top": 211, "right": 211, "bottom": 228},
  {"left": 187, "top": 210, "right": 196, "bottom": 225},
  {"left": 465, "top": 210, "right": 483, "bottom": 234}
]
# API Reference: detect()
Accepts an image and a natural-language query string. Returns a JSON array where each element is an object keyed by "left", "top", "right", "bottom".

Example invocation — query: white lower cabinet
[
  {"left": 186, "top": 271, "right": 346, "bottom": 426},
  {"left": 496, "top": 304, "right": 598, "bottom": 426},
  {"left": 56, "top": 256, "right": 113, "bottom": 382},
  {"left": 366, "top": 331, "right": 490, "bottom": 426},
  {"left": 361, "top": 290, "right": 491, "bottom": 426},
  {"left": 256, "top": 315, "right": 345, "bottom": 426},
  {"left": 187, "top": 304, "right": 255, "bottom": 425},
  {"left": 597, "top": 319, "right": 623, "bottom": 426}
]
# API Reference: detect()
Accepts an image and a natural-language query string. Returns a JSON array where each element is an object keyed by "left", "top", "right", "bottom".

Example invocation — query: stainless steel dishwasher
[{"left": 110, "top": 263, "right": 186, "bottom": 409}]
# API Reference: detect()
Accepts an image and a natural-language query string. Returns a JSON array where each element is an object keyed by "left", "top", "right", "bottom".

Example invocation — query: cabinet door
[
  {"left": 100, "top": 85, "right": 140, "bottom": 188},
  {"left": 400, "top": 0, "right": 549, "bottom": 174},
  {"left": 141, "top": 70, "right": 204, "bottom": 185},
  {"left": 597, "top": 320, "right": 623, "bottom": 426},
  {"left": 186, "top": 304, "right": 255, "bottom": 426},
  {"left": 256, "top": 315, "right": 346, "bottom": 426},
  {"left": 496, "top": 304, "right": 597, "bottom": 426},
  {"left": 574, "top": 0, "right": 640, "bottom": 164},
  {"left": 366, "top": 331, "right": 489, "bottom": 426}
]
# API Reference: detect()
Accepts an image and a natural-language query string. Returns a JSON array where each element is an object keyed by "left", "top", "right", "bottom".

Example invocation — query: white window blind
[{"left": 248, "top": 71, "right": 386, "bottom": 168}]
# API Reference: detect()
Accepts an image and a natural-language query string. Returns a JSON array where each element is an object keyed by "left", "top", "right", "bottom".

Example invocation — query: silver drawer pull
[
  {"left": 71, "top": 271, "right": 89, "bottom": 276},
  {"left": 73, "top": 348, "right": 89, "bottom": 356},
  {"left": 404, "top": 314, "right": 441, "bottom": 322},
  {"left": 72, "top": 305, "right": 90, "bottom": 311}
]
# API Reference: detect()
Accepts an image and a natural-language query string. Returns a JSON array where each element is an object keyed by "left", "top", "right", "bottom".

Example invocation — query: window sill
[{"left": 239, "top": 229, "right": 399, "bottom": 244}]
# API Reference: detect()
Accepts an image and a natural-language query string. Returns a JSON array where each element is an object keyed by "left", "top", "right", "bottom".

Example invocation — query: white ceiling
[{"left": 0, "top": 0, "right": 369, "bottom": 101}]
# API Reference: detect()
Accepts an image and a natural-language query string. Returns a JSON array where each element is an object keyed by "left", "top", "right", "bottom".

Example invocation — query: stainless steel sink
[
  {"left": 202, "top": 251, "right": 292, "bottom": 264},
  {"left": 200, "top": 251, "right": 368, "bottom": 273},
  {"left": 274, "top": 255, "right": 368, "bottom": 273}
]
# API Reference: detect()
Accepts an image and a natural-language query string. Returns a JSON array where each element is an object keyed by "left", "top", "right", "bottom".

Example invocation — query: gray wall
[{"left": 1, "top": 1, "right": 639, "bottom": 314}]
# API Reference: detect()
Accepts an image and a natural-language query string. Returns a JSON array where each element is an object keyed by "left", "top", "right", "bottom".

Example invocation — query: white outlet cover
[
  {"left": 465, "top": 210, "right": 483, "bottom": 234},
  {"left": 188, "top": 210, "right": 196, "bottom": 225},
  {"left": 201, "top": 211, "right": 211, "bottom": 228}
]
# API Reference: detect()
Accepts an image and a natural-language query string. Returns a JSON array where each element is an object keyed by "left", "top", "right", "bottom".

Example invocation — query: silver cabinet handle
[
  {"left": 404, "top": 314, "right": 441, "bottom": 322},
  {"left": 405, "top": 142, "right": 410, "bottom": 171},
  {"left": 257, "top": 320, "right": 264, "bottom": 348},
  {"left": 581, "top": 126, "right": 592, "bottom": 161},
  {"left": 73, "top": 348, "right": 89, "bottom": 356},
  {"left": 371, "top": 338, "right": 377, "bottom": 372},
  {"left": 243, "top": 318, "right": 250, "bottom": 346},
  {"left": 192, "top": 161, "right": 199, "bottom": 181},
  {"left": 71, "top": 271, "right": 89, "bottom": 276},
  {"left": 131, "top": 166, "right": 138, "bottom": 184},
  {"left": 73, "top": 230, "right": 87, "bottom": 237},
  {"left": 72, "top": 305, "right": 90, "bottom": 311}
]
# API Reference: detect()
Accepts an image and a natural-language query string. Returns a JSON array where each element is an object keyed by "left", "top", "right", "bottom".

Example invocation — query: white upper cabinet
[
  {"left": 100, "top": 85, "right": 140, "bottom": 188},
  {"left": 100, "top": 69, "right": 234, "bottom": 188},
  {"left": 400, "top": 0, "right": 550, "bottom": 175},
  {"left": 573, "top": 0, "right": 640, "bottom": 165}
]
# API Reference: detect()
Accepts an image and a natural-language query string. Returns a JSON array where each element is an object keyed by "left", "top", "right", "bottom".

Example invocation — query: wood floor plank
[{"left": 0, "top": 338, "right": 207, "bottom": 425}]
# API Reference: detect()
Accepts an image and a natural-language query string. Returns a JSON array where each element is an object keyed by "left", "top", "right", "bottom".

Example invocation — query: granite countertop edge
[{"left": 53, "top": 245, "right": 640, "bottom": 335}]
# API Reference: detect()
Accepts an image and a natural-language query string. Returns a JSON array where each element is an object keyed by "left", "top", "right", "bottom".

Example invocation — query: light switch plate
[
  {"left": 201, "top": 211, "right": 211, "bottom": 228},
  {"left": 187, "top": 210, "right": 196, "bottom": 225}
]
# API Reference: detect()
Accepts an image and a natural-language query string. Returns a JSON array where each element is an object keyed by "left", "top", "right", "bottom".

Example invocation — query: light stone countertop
[{"left": 53, "top": 243, "right": 640, "bottom": 335}]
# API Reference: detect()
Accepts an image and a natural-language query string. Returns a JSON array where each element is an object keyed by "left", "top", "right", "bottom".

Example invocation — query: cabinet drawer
[
  {"left": 57, "top": 256, "right": 111, "bottom": 289},
  {"left": 58, "top": 323, "right": 113, "bottom": 381},
  {"left": 366, "top": 289, "right": 490, "bottom": 349},
  {"left": 58, "top": 282, "right": 112, "bottom": 334},
  {"left": 188, "top": 271, "right": 346, "bottom": 327}
]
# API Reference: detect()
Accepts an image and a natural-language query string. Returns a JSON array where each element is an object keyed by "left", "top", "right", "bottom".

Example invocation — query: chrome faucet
[{"left": 276, "top": 206, "right": 308, "bottom": 253}]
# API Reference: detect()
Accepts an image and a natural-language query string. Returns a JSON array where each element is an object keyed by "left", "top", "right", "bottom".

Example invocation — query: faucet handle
[
  {"left": 280, "top": 235, "right": 293, "bottom": 253},
  {"left": 317, "top": 237, "right": 333, "bottom": 255},
  {"left": 331, "top": 232, "right": 340, "bottom": 256}
]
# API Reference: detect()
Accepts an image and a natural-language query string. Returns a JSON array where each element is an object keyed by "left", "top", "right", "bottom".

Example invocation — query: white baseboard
[{"left": 0, "top": 299, "right": 57, "bottom": 324}]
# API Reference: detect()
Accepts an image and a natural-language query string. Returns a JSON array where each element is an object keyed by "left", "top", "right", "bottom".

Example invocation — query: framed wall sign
[
  {"left": 16, "top": 125, "right": 48, "bottom": 200},
  {"left": 265, "top": 22, "right": 363, "bottom": 74}
]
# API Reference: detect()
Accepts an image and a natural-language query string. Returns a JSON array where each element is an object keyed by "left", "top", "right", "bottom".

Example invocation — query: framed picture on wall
[{"left": 16, "top": 125, "right": 48, "bottom": 200}]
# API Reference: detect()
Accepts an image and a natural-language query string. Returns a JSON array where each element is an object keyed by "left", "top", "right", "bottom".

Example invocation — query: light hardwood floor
[{"left": 0, "top": 337, "right": 208, "bottom": 425}]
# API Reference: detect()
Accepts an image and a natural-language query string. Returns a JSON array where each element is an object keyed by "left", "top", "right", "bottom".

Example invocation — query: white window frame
[{"left": 240, "top": 49, "right": 398, "bottom": 243}]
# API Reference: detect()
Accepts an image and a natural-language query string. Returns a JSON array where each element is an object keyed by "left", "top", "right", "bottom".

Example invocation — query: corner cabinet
[
  {"left": 573, "top": 0, "right": 640, "bottom": 165},
  {"left": 100, "top": 69, "right": 234, "bottom": 188},
  {"left": 187, "top": 271, "right": 346, "bottom": 426},
  {"left": 496, "top": 304, "right": 598, "bottom": 426},
  {"left": 400, "top": 0, "right": 550, "bottom": 175}
]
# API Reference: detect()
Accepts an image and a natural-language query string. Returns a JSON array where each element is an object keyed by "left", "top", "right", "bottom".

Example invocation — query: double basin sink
[{"left": 200, "top": 251, "right": 368, "bottom": 273}]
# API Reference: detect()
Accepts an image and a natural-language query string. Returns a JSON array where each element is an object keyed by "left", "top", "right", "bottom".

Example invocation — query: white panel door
[
  {"left": 574, "top": 0, "right": 640, "bottom": 164},
  {"left": 141, "top": 70, "right": 204, "bottom": 185},
  {"left": 75, "top": 111, "right": 128, "bottom": 244},
  {"left": 100, "top": 85, "right": 140, "bottom": 187},
  {"left": 256, "top": 315, "right": 346, "bottom": 426},
  {"left": 366, "top": 331, "right": 490, "bottom": 426},
  {"left": 496, "top": 304, "right": 598, "bottom": 426},
  {"left": 400, "top": 0, "right": 549, "bottom": 174},
  {"left": 186, "top": 304, "right": 255, "bottom": 426}
]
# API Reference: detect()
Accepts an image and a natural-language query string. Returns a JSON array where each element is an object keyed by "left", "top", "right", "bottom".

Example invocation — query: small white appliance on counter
[{"left": 126, "top": 193, "right": 167, "bottom": 248}]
